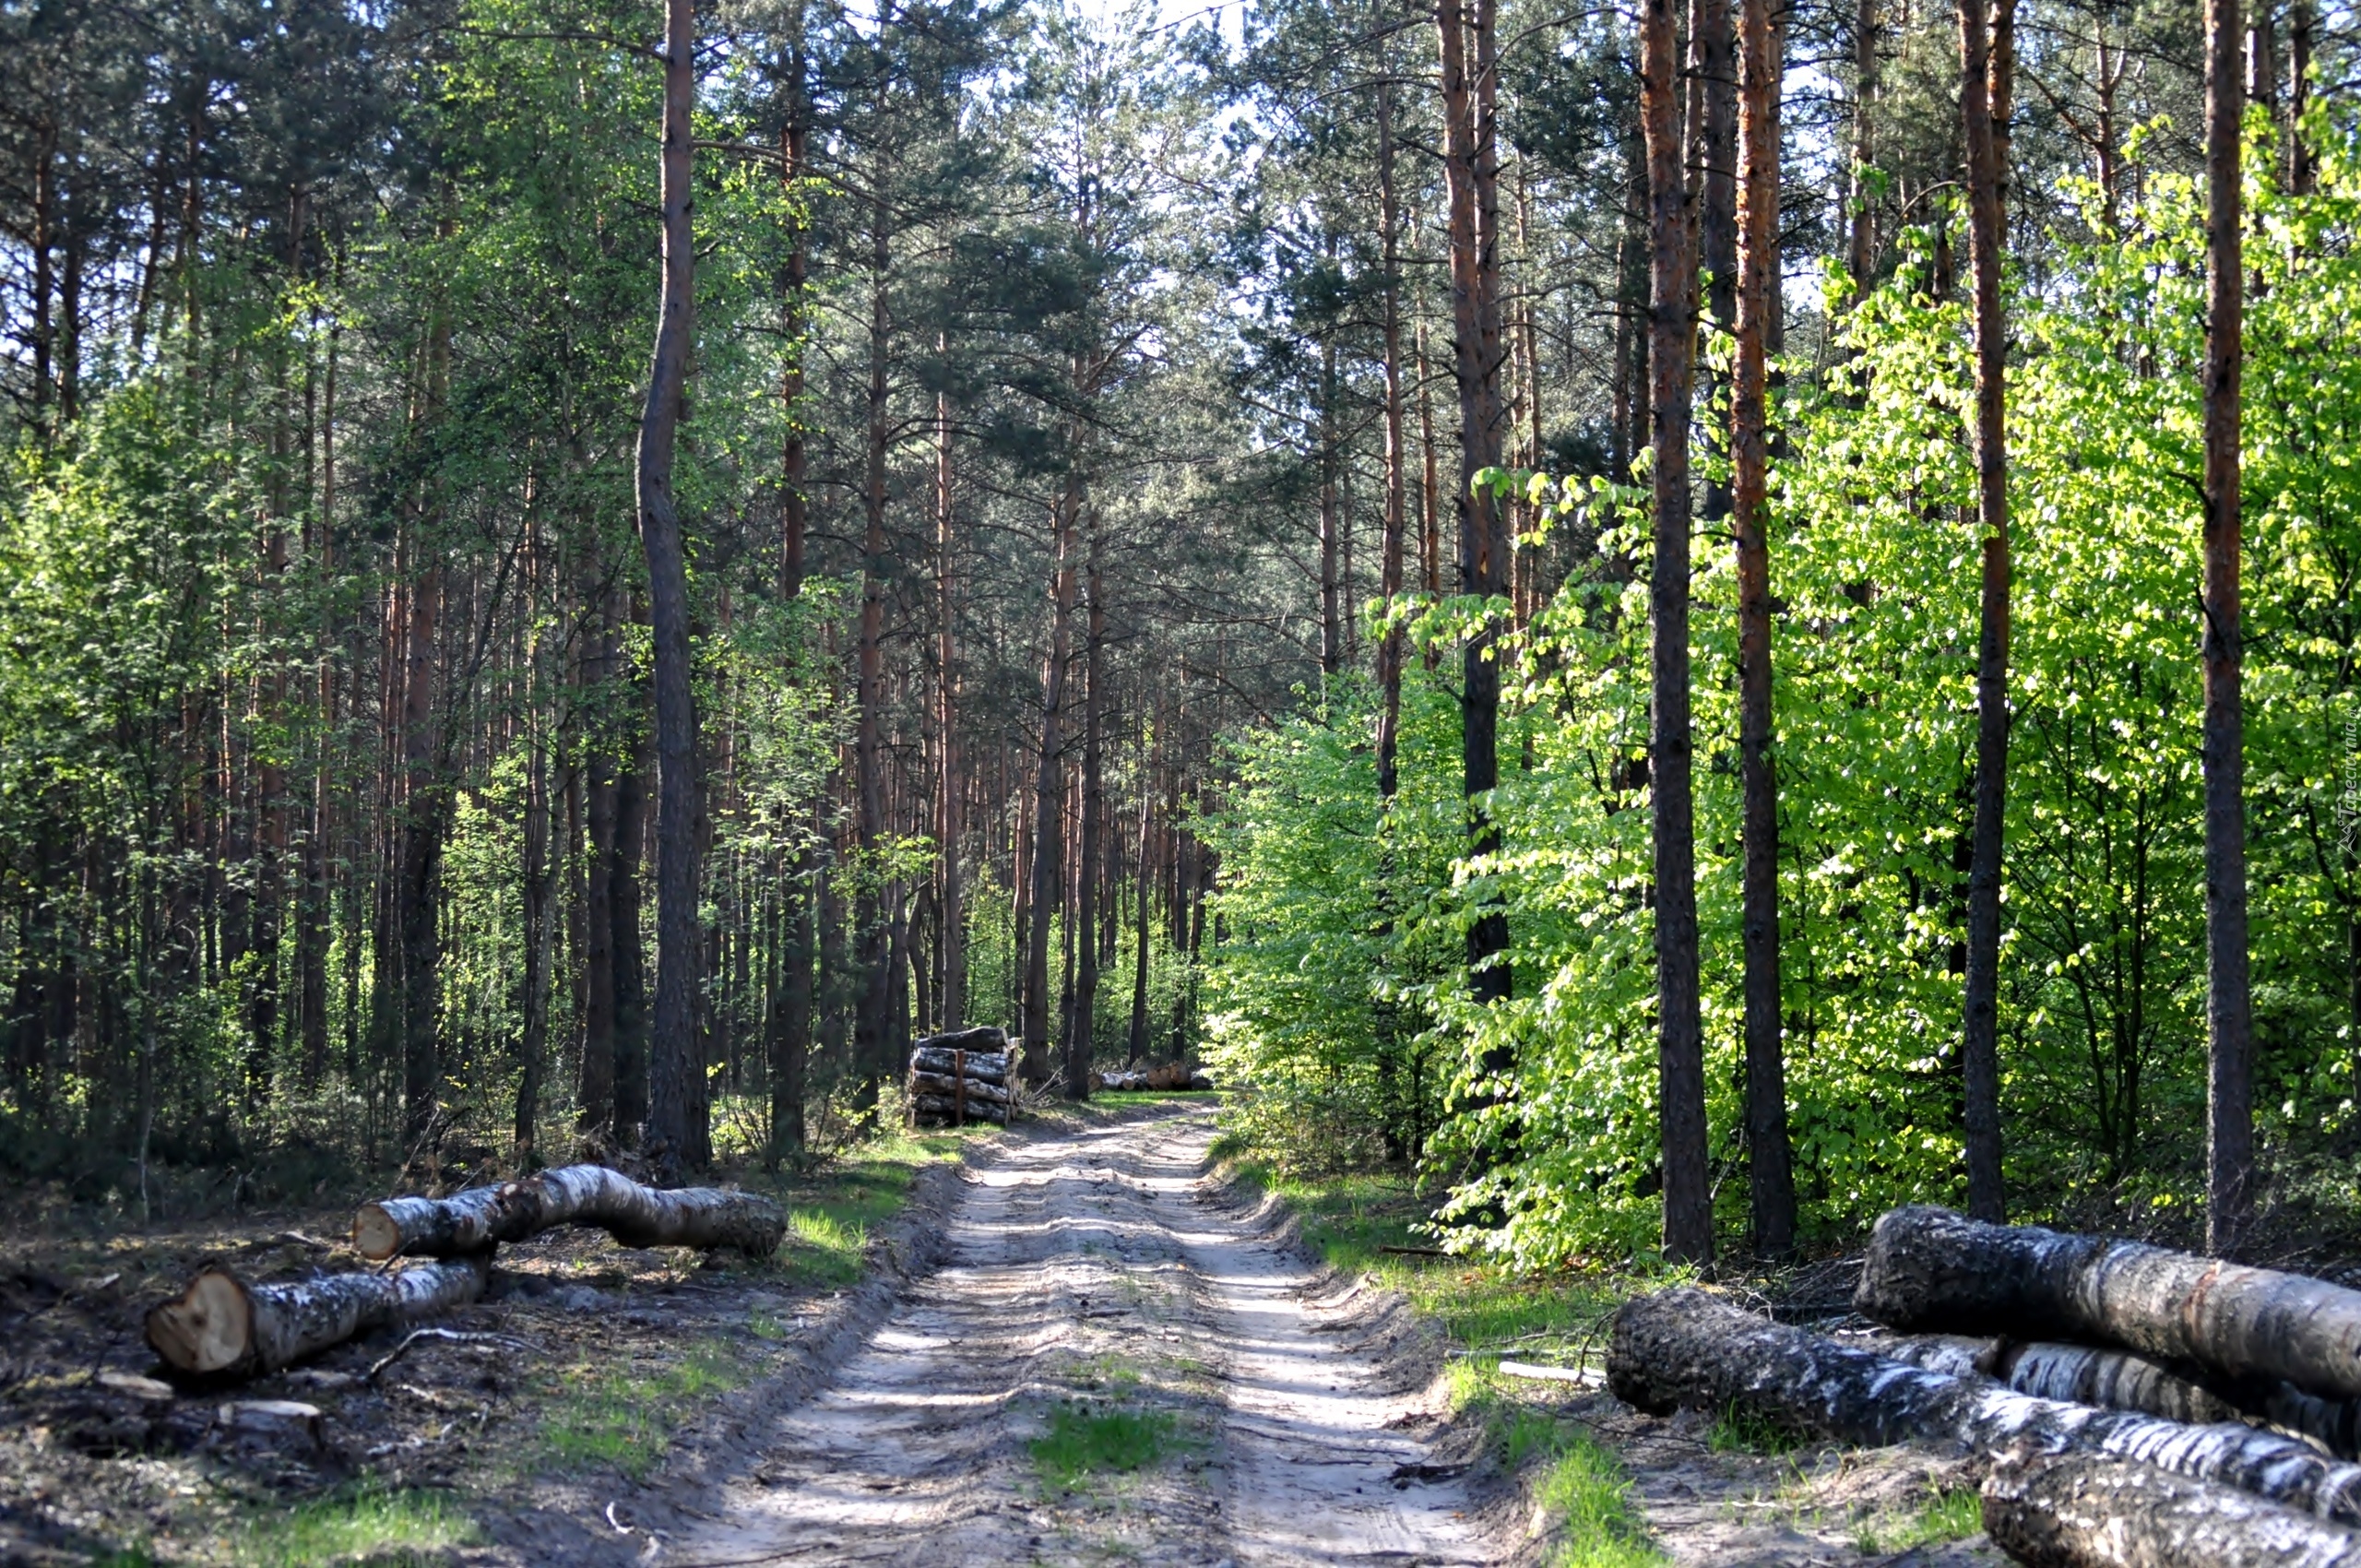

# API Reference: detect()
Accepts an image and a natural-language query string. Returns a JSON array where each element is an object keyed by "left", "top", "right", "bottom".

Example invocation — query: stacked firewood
[
  {"left": 907, "top": 1027, "right": 1019, "bottom": 1127},
  {"left": 144, "top": 1167, "right": 785, "bottom": 1381},
  {"left": 1609, "top": 1206, "right": 2361, "bottom": 1566}
]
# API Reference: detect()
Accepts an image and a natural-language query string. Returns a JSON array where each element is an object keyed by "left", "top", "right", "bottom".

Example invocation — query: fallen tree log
[
  {"left": 1609, "top": 1289, "right": 2361, "bottom": 1522},
  {"left": 1982, "top": 1449, "right": 2361, "bottom": 1568},
  {"left": 148, "top": 1257, "right": 489, "bottom": 1377},
  {"left": 915, "top": 1026, "right": 1008, "bottom": 1055},
  {"left": 351, "top": 1165, "right": 785, "bottom": 1262},
  {"left": 908, "top": 1047, "right": 1012, "bottom": 1085},
  {"left": 911, "top": 1093, "right": 1008, "bottom": 1124},
  {"left": 1875, "top": 1332, "right": 2361, "bottom": 1459},
  {"left": 1858, "top": 1206, "right": 2361, "bottom": 1402},
  {"left": 907, "top": 1069, "right": 1013, "bottom": 1104}
]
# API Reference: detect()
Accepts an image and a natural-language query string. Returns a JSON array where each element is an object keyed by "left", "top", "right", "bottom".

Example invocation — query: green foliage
[{"left": 1212, "top": 125, "right": 2361, "bottom": 1262}]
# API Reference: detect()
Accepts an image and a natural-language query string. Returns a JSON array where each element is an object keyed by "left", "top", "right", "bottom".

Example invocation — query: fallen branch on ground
[
  {"left": 364, "top": 1325, "right": 543, "bottom": 1384},
  {"left": 351, "top": 1165, "right": 785, "bottom": 1262},
  {"left": 1609, "top": 1288, "right": 2361, "bottom": 1521}
]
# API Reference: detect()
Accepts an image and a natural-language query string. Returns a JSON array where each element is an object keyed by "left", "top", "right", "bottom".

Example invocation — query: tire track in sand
[{"left": 674, "top": 1106, "right": 1487, "bottom": 1567}]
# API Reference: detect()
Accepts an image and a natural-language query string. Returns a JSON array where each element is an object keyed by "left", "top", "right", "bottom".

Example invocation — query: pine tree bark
[
  {"left": 1375, "top": 77, "right": 1409, "bottom": 802},
  {"left": 936, "top": 365, "right": 966, "bottom": 1030},
  {"left": 1437, "top": 0, "right": 1512, "bottom": 1011},
  {"left": 1733, "top": 0, "right": 1794, "bottom": 1260},
  {"left": 1642, "top": 0, "right": 1711, "bottom": 1265},
  {"left": 579, "top": 591, "right": 620, "bottom": 1136},
  {"left": 2202, "top": 0, "right": 2253, "bottom": 1260},
  {"left": 853, "top": 191, "right": 896, "bottom": 1106},
  {"left": 1023, "top": 474, "right": 1079, "bottom": 1081},
  {"left": 638, "top": 0, "right": 701, "bottom": 1179},
  {"left": 1067, "top": 528, "right": 1105, "bottom": 1100},
  {"left": 1957, "top": 0, "right": 2012, "bottom": 1224},
  {"left": 1848, "top": 0, "right": 1879, "bottom": 290}
]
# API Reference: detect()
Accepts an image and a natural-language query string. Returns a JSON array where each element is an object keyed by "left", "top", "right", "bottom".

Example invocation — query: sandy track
[{"left": 673, "top": 1106, "right": 1489, "bottom": 1567}]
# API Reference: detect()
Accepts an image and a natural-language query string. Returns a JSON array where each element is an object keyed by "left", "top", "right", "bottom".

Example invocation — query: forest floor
[{"left": 0, "top": 1100, "right": 2005, "bottom": 1567}]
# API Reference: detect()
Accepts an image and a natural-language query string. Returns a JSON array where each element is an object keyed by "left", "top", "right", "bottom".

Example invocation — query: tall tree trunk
[
  {"left": 854, "top": 199, "right": 894, "bottom": 1105},
  {"left": 1375, "top": 77, "right": 1409, "bottom": 802},
  {"left": 1023, "top": 484, "right": 1079, "bottom": 1081},
  {"left": 936, "top": 357, "right": 967, "bottom": 1030},
  {"left": 1734, "top": 0, "right": 1795, "bottom": 1260},
  {"left": 1958, "top": 0, "right": 2012, "bottom": 1226},
  {"left": 579, "top": 590, "right": 619, "bottom": 1135},
  {"left": 1692, "top": 0, "right": 1738, "bottom": 526},
  {"left": 2203, "top": 0, "right": 2252, "bottom": 1257},
  {"left": 2287, "top": 0, "right": 2314, "bottom": 194},
  {"left": 516, "top": 696, "right": 552, "bottom": 1160},
  {"left": 1067, "top": 530, "right": 1105, "bottom": 1100},
  {"left": 779, "top": 31, "right": 809, "bottom": 600},
  {"left": 1437, "top": 0, "right": 1511, "bottom": 1011},
  {"left": 1128, "top": 771, "right": 1153, "bottom": 1065},
  {"left": 1319, "top": 331, "right": 1344, "bottom": 678},
  {"left": 638, "top": 0, "right": 700, "bottom": 1179},
  {"left": 397, "top": 562, "right": 444, "bottom": 1145},
  {"left": 1848, "top": 0, "right": 1879, "bottom": 290},
  {"left": 1643, "top": 0, "right": 1712, "bottom": 1264},
  {"left": 611, "top": 725, "right": 651, "bottom": 1140}
]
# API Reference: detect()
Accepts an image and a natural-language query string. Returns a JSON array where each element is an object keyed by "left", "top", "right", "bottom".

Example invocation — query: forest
[{"left": 2, "top": 0, "right": 2352, "bottom": 1268}]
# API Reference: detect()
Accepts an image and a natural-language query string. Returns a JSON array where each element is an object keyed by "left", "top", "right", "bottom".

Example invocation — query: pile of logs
[
  {"left": 1608, "top": 1206, "right": 2361, "bottom": 1566},
  {"left": 146, "top": 1167, "right": 785, "bottom": 1380},
  {"left": 1095, "top": 1063, "right": 1214, "bottom": 1092},
  {"left": 908, "top": 1027, "right": 1018, "bottom": 1127}
]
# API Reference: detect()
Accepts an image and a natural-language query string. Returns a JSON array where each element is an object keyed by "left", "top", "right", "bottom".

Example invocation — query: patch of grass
[
  {"left": 1706, "top": 1402, "right": 1802, "bottom": 1456},
  {"left": 235, "top": 1486, "right": 476, "bottom": 1566},
  {"left": 1029, "top": 1403, "right": 1178, "bottom": 1491},
  {"left": 1535, "top": 1433, "right": 1666, "bottom": 1568},
  {"left": 1853, "top": 1487, "right": 1984, "bottom": 1553},
  {"left": 536, "top": 1339, "right": 751, "bottom": 1479}
]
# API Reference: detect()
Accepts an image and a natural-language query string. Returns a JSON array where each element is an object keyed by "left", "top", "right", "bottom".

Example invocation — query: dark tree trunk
[
  {"left": 853, "top": 198, "right": 895, "bottom": 1106},
  {"left": 1642, "top": 0, "right": 1712, "bottom": 1265},
  {"left": 1437, "top": 0, "right": 1512, "bottom": 1013},
  {"left": 515, "top": 708, "right": 552, "bottom": 1159},
  {"left": 611, "top": 731, "right": 651, "bottom": 1141},
  {"left": 637, "top": 0, "right": 700, "bottom": 1180},
  {"left": 1022, "top": 481, "right": 1078, "bottom": 1081},
  {"left": 1733, "top": 0, "right": 1794, "bottom": 1260},
  {"left": 1066, "top": 532, "right": 1105, "bottom": 1100},
  {"left": 1957, "top": 0, "right": 2012, "bottom": 1224},
  {"left": 2202, "top": 0, "right": 2253, "bottom": 1259},
  {"left": 579, "top": 598, "right": 619, "bottom": 1135},
  {"left": 1375, "top": 77, "right": 1408, "bottom": 802},
  {"left": 1847, "top": 0, "right": 1878, "bottom": 290},
  {"left": 397, "top": 562, "right": 445, "bottom": 1144}
]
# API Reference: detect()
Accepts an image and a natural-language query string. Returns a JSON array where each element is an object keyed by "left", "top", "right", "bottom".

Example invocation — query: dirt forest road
[{"left": 675, "top": 1105, "right": 1494, "bottom": 1568}]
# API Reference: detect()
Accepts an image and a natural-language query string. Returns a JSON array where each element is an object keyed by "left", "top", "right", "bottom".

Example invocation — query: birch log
[
  {"left": 1609, "top": 1289, "right": 2361, "bottom": 1521},
  {"left": 915, "top": 1026, "right": 1008, "bottom": 1055},
  {"left": 1982, "top": 1449, "right": 2361, "bottom": 1568},
  {"left": 351, "top": 1165, "right": 785, "bottom": 1262},
  {"left": 908, "top": 1070, "right": 1013, "bottom": 1104},
  {"left": 1875, "top": 1331, "right": 2361, "bottom": 1455},
  {"left": 1858, "top": 1205, "right": 2361, "bottom": 1400},
  {"left": 911, "top": 1093, "right": 1008, "bottom": 1123},
  {"left": 909, "top": 1046, "right": 1013, "bottom": 1085},
  {"left": 147, "top": 1257, "right": 488, "bottom": 1377}
]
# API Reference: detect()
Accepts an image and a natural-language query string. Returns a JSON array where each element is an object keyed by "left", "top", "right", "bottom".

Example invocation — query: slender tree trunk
[
  {"left": 1128, "top": 772, "right": 1153, "bottom": 1065},
  {"left": 611, "top": 724, "right": 651, "bottom": 1139},
  {"left": 1849, "top": 0, "right": 1879, "bottom": 290},
  {"left": 1959, "top": 0, "right": 2012, "bottom": 1225},
  {"left": 1375, "top": 78, "right": 1409, "bottom": 802},
  {"left": 1067, "top": 530, "right": 1106, "bottom": 1100},
  {"left": 854, "top": 200, "right": 894, "bottom": 1105},
  {"left": 1437, "top": 0, "right": 1512, "bottom": 1011},
  {"left": 2288, "top": 0, "right": 2314, "bottom": 194},
  {"left": 780, "top": 34, "right": 809, "bottom": 600},
  {"left": 638, "top": 0, "right": 700, "bottom": 1178},
  {"left": 516, "top": 696, "right": 552, "bottom": 1160},
  {"left": 1643, "top": 0, "right": 1712, "bottom": 1264},
  {"left": 1692, "top": 0, "right": 1738, "bottom": 527},
  {"left": 397, "top": 562, "right": 444, "bottom": 1145},
  {"left": 937, "top": 358, "right": 967, "bottom": 1030},
  {"left": 579, "top": 591, "right": 619, "bottom": 1135},
  {"left": 2202, "top": 0, "right": 2252, "bottom": 1257},
  {"left": 1734, "top": 0, "right": 1795, "bottom": 1260},
  {"left": 1023, "top": 483, "right": 1079, "bottom": 1080}
]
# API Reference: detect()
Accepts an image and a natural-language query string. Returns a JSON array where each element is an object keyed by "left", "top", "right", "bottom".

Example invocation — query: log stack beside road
[
  {"left": 908, "top": 1027, "right": 1018, "bottom": 1127},
  {"left": 1608, "top": 1207, "right": 2361, "bottom": 1567}
]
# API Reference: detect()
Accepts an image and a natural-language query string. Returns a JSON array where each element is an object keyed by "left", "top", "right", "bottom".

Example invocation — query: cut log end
[
  {"left": 147, "top": 1267, "right": 257, "bottom": 1375},
  {"left": 351, "top": 1204, "right": 403, "bottom": 1264}
]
